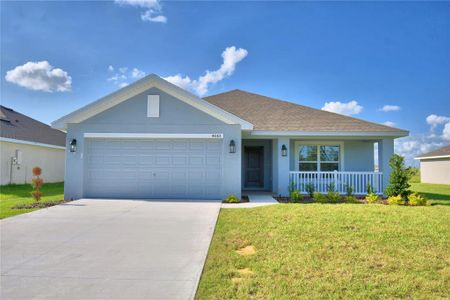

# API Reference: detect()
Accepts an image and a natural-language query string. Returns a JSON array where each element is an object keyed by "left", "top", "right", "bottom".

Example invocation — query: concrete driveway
[{"left": 1, "top": 199, "right": 221, "bottom": 300}]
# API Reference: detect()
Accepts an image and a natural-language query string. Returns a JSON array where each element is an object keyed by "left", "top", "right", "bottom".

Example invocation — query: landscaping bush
[
  {"left": 387, "top": 195, "right": 405, "bottom": 205},
  {"left": 408, "top": 192, "right": 428, "bottom": 206},
  {"left": 313, "top": 192, "right": 327, "bottom": 203},
  {"left": 365, "top": 193, "right": 379, "bottom": 204},
  {"left": 366, "top": 183, "right": 374, "bottom": 195},
  {"left": 223, "top": 195, "right": 240, "bottom": 203},
  {"left": 344, "top": 195, "right": 359, "bottom": 203},
  {"left": 31, "top": 166, "right": 43, "bottom": 202},
  {"left": 344, "top": 184, "right": 354, "bottom": 197},
  {"left": 326, "top": 191, "right": 341, "bottom": 203},
  {"left": 290, "top": 190, "right": 303, "bottom": 203},
  {"left": 304, "top": 183, "right": 315, "bottom": 198},
  {"left": 385, "top": 154, "right": 412, "bottom": 198}
]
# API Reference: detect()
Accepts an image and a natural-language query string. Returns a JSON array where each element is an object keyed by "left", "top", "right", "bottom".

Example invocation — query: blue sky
[{"left": 1, "top": 1, "right": 449, "bottom": 165}]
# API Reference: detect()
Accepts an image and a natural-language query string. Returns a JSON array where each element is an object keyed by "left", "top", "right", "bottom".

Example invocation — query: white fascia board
[
  {"left": 249, "top": 130, "right": 409, "bottom": 138},
  {"left": 52, "top": 74, "right": 253, "bottom": 130},
  {"left": 84, "top": 133, "right": 224, "bottom": 139},
  {"left": 414, "top": 155, "right": 450, "bottom": 160},
  {"left": 0, "top": 137, "right": 66, "bottom": 150}
]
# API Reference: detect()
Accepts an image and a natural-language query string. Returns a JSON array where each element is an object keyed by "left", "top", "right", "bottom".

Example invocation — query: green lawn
[
  {"left": 411, "top": 182, "right": 450, "bottom": 206},
  {"left": 197, "top": 184, "right": 450, "bottom": 299},
  {"left": 0, "top": 182, "right": 64, "bottom": 219}
]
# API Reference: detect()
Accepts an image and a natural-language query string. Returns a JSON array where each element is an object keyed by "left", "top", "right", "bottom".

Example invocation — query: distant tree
[{"left": 385, "top": 154, "right": 412, "bottom": 199}]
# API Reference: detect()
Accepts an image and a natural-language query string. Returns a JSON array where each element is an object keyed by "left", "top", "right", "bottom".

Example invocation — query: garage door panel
[{"left": 85, "top": 138, "right": 223, "bottom": 199}]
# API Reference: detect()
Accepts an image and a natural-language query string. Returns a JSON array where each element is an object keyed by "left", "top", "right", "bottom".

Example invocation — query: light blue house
[{"left": 52, "top": 75, "right": 408, "bottom": 200}]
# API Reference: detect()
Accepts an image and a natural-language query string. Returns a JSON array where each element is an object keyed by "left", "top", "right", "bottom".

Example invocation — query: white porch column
[
  {"left": 275, "top": 138, "right": 290, "bottom": 196},
  {"left": 378, "top": 138, "right": 394, "bottom": 194}
]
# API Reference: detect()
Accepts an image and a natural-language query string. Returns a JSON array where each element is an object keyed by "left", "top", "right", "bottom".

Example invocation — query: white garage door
[{"left": 84, "top": 139, "right": 223, "bottom": 199}]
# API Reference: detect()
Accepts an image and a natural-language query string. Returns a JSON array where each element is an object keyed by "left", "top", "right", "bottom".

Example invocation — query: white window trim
[{"left": 294, "top": 141, "right": 345, "bottom": 171}]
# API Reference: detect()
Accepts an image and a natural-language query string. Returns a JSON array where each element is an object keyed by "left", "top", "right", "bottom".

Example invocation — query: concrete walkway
[
  {"left": 1, "top": 199, "right": 221, "bottom": 300},
  {"left": 222, "top": 192, "right": 278, "bottom": 208}
]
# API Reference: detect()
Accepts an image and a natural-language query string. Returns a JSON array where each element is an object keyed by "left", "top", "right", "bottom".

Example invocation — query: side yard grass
[
  {"left": 197, "top": 183, "right": 450, "bottom": 299},
  {"left": 0, "top": 182, "right": 64, "bottom": 219}
]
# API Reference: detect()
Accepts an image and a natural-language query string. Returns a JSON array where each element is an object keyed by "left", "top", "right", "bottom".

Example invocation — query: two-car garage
[{"left": 84, "top": 135, "right": 223, "bottom": 199}]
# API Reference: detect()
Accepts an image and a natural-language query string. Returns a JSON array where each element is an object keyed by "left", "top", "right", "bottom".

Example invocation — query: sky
[{"left": 1, "top": 1, "right": 449, "bottom": 166}]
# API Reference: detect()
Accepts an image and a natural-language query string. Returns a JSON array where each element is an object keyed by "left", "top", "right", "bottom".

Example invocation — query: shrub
[
  {"left": 387, "top": 195, "right": 405, "bottom": 205},
  {"left": 224, "top": 195, "right": 240, "bottom": 203},
  {"left": 313, "top": 192, "right": 327, "bottom": 203},
  {"left": 290, "top": 190, "right": 303, "bottom": 203},
  {"left": 366, "top": 183, "right": 374, "bottom": 195},
  {"left": 365, "top": 193, "right": 379, "bottom": 204},
  {"left": 304, "top": 183, "right": 315, "bottom": 198},
  {"left": 327, "top": 182, "right": 336, "bottom": 192},
  {"left": 385, "top": 154, "right": 412, "bottom": 198},
  {"left": 31, "top": 166, "right": 43, "bottom": 202},
  {"left": 326, "top": 191, "right": 341, "bottom": 203},
  {"left": 344, "top": 195, "right": 358, "bottom": 203},
  {"left": 408, "top": 193, "right": 428, "bottom": 206},
  {"left": 344, "top": 184, "right": 354, "bottom": 197}
]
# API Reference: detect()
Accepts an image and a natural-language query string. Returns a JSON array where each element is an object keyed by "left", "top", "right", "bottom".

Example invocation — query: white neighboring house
[
  {"left": 0, "top": 105, "right": 66, "bottom": 185},
  {"left": 415, "top": 145, "right": 450, "bottom": 185}
]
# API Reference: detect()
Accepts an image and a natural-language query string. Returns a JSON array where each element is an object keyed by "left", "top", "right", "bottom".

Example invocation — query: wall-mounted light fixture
[
  {"left": 281, "top": 144, "right": 287, "bottom": 157},
  {"left": 229, "top": 140, "right": 236, "bottom": 153},
  {"left": 70, "top": 139, "right": 77, "bottom": 153}
]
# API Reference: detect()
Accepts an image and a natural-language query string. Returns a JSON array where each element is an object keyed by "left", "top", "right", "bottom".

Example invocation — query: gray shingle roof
[
  {"left": 205, "top": 90, "right": 408, "bottom": 134},
  {"left": 416, "top": 145, "right": 450, "bottom": 159},
  {"left": 0, "top": 105, "right": 66, "bottom": 147}
]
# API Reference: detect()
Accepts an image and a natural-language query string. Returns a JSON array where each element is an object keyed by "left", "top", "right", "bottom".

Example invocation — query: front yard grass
[
  {"left": 197, "top": 186, "right": 450, "bottom": 298},
  {"left": 0, "top": 182, "right": 64, "bottom": 219},
  {"left": 410, "top": 182, "right": 450, "bottom": 206}
]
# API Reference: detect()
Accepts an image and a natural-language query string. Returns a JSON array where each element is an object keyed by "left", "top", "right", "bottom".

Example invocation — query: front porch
[{"left": 241, "top": 136, "right": 394, "bottom": 196}]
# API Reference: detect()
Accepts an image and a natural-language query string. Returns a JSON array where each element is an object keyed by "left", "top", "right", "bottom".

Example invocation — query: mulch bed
[
  {"left": 13, "top": 200, "right": 67, "bottom": 210},
  {"left": 222, "top": 195, "right": 250, "bottom": 204},
  {"left": 274, "top": 196, "right": 383, "bottom": 204}
]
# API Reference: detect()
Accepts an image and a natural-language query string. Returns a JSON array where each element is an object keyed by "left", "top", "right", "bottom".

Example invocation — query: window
[{"left": 298, "top": 144, "right": 340, "bottom": 171}]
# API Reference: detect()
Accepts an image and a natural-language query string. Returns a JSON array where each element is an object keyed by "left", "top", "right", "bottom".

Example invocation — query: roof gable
[
  {"left": 52, "top": 75, "right": 253, "bottom": 130},
  {"left": 0, "top": 106, "right": 66, "bottom": 147},
  {"left": 205, "top": 90, "right": 408, "bottom": 136}
]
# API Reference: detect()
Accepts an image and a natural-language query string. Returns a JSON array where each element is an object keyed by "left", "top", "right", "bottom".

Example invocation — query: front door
[{"left": 244, "top": 146, "right": 264, "bottom": 188}]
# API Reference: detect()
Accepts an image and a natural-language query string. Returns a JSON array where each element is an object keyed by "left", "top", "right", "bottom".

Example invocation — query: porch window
[{"left": 298, "top": 144, "right": 340, "bottom": 171}]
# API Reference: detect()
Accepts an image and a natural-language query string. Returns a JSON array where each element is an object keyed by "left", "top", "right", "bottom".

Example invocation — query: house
[
  {"left": 52, "top": 74, "right": 408, "bottom": 200},
  {"left": 0, "top": 105, "right": 66, "bottom": 185},
  {"left": 415, "top": 145, "right": 450, "bottom": 184}
]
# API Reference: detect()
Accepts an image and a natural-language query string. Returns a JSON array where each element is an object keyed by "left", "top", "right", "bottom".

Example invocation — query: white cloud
[
  {"left": 163, "top": 46, "right": 248, "bottom": 96},
  {"left": 442, "top": 122, "right": 450, "bottom": 140},
  {"left": 5, "top": 61, "right": 71, "bottom": 92},
  {"left": 118, "top": 82, "right": 129, "bottom": 88},
  {"left": 395, "top": 134, "right": 445, "bottom": 166},
  {"left": 383, "top": 121, "right": 396, "bottom": 127},
  {"left": 119, "top": 67, "right": 128, "bottom": 74},
  {"left": 321, "top": 100, "right": 363, "bottom": 116},
  {"left": 379, "top": 105, "right": 400, "bottom": 112},
  {"left": 131, "top": 68, "right": 146, "bottom": 79},
  {"left": 108, "top": 65, "right": 114, "bottom": 72},
  {"left": 426, "top": 114, "right": 450, "bottom": 129},
  {"left": 114, "top": 0, "right": 167, "bottom": 23}
]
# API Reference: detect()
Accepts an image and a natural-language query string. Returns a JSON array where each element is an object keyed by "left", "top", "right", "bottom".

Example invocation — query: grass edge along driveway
[
  {"left": 197, "top": 184, "right": 450, "bottom": 299},
  {"left": 0, "top": 182, "right": 64, "bottom": 219}
]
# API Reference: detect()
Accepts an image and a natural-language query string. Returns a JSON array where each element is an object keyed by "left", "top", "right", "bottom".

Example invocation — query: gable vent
[{"left": 147, "top": 95, "right": 160, "bottom": 118}]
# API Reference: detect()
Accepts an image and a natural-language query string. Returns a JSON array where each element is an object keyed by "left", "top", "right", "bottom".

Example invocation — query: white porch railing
[{"left": 289, "top": 171, "right": 383, "bottom": 195}]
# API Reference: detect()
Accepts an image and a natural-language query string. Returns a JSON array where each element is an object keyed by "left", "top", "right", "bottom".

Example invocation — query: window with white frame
[{"left": 298, "top": 144, "right": 340, "bottom": 171}]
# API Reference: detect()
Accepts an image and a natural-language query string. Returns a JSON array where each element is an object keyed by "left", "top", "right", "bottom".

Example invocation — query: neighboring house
[
  {"left": 0, "top": 105, "right": 66, "bottom": 185},
  {"left": 415, "top": 145, "right": 450, "bottom": 184},
  {"left": 52, "top": 75, "right": 408, "bottom": 200}
]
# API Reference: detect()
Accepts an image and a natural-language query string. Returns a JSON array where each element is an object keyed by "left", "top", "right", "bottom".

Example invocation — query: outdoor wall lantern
[
  {"left": 281, "top": 144, "right": 288, "bottom": 157},
  {"left": 229, "top": 140, "right": 236, "bottom": 153},
  {"left": 70, "top": 139, "right": 77, "bottom": 153}
]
